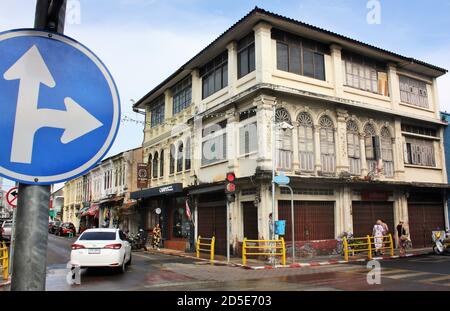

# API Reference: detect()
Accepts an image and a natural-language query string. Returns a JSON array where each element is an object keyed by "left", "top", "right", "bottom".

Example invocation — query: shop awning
[
  {"left": 82, "top": 204, "right": 99, "bottom": 218},
  {"left": 77, "top": 206, "right": 89, "bottom": 216},
  {"left": 130, "top": 183, "right": 183, "bottom": 200}
]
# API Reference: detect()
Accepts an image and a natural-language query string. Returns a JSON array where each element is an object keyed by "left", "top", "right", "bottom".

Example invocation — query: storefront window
[{"left": 173, "top": 207, "right": 188, "bottom": 238}]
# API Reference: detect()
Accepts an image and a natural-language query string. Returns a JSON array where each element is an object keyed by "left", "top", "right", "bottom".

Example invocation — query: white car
[{"left": 70, "top": 228, "right": 132, "bottom": 273}]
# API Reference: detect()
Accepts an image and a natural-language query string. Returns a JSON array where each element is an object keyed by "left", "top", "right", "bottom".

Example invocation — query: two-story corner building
[
  {"left": 131, "top": 7, "right": 449, "bottom": 256},
  {"left": 62, "top": 175, "right": 84, "bottom": 229}
]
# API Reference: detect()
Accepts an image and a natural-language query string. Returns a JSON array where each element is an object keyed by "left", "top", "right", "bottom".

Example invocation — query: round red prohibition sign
[{"left": 6, "top": 187, "right": 18, "bottom": 208}]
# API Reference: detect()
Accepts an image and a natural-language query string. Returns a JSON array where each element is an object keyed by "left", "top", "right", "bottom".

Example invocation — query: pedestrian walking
[
  {"left": 381, "top": 219, "right": 389, "bottom": 253},
  {"left": 267, "top": 213, "right": 275, "bottom": 264},
  {"left": 396, "top": 221, "right": 408, "bottom": 256},
  {"left": 152, "top": 223, "right": 161, "bottom": 250},
  {"left": 372, "top": 220, "right": 384, "bottom": 256}
]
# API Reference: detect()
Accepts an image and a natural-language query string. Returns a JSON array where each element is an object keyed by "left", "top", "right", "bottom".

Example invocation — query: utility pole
[{"left": 11, "top": 0, "right": 66, "bottom": 291}]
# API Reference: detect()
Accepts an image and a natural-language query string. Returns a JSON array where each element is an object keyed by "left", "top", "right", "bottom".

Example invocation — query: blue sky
[{"left": 0, "top": 0, "right": 449, "bottom": 189}]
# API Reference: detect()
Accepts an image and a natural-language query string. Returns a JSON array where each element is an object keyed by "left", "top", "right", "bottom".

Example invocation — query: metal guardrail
[
  {"left": 242, "top": 238, "right": 286, "bottom": 266},
  {"left": 0, "top": 241, "right": 9, "bottom": 280},
  {"left": 343, "top": 234, "right": 394, "bottom": 261},
  {"left": 196, "top": 236, "right": 215, "bottom": 262}
]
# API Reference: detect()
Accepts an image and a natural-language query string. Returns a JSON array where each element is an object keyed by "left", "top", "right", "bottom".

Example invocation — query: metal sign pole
[
  {"left": 11, "top": 0, "right": 66, "bottom": 291},
  {"left": 226, "top": 200, "right": 230, "bottom": 263},
  {"left": 280, "top": 185, "right": 295, "bottom": 264}
]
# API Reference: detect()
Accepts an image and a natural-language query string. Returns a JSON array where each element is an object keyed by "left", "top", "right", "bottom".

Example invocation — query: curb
[
  {"left": 144, "top": 249, "right": 431, "bottom": 271},
  {"left": 0, "top": 278, "right": 11, "bottom": 288},
  {"left": 242, "top": 252, "right": 430, "bottom": 270}
]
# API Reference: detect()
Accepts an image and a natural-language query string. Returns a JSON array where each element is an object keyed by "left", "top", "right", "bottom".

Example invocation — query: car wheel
[
  {"left": 119, "top": 257, "right": 126, "bottom": 273},
  {"left": 126, "top": 253, "right": 132, "bottom": 266}
]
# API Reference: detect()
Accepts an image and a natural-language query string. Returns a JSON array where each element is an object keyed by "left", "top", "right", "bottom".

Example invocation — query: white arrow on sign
[{"left": 3, "top": 45, "right": 103, "bottom": 164}]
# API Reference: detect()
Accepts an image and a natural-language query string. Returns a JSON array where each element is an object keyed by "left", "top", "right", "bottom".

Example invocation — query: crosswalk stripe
[
  {"left": 419, "top": 275, "right": 450, "bottom": 283},
  {"left": 380, "top": 269, "right": 409, "bottom": 275},
  {"left": 386, "top": 272, "right": 431, "bottom": 279}
]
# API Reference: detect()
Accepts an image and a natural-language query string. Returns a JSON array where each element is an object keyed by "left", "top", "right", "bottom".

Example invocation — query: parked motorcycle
[
  {"left": 432, "top": 230, "right": 450, "bottom": 255},
  {"left": 128, "top": 229, "right": 148, "bottom": 251}
]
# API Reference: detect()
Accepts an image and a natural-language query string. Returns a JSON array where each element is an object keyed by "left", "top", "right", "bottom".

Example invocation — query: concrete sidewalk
[{"left": 145, "top": 247, "right": 433, "bottom": 270}]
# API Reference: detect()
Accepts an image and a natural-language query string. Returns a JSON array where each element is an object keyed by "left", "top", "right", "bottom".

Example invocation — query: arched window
[
  {"left": 347, "top": 120, "right": 361, "bottom": 175},
  {"left": 177, "top": 142, "right": 184, "bottom": 173},
  {"left": 380, "top": 127, "right": 394, "bottom": 177},
  {"left": 169, "top": 144, "right": 175, "bottom": 175},
  {"left": 185, "top": 138, "right": 191, "bottom": 171},
  {"left": 297, "top": 112, "right": 314, "bottom": 172},
  {"left": 275, "top": 108, "right": 292, "bottom": 170},
  {"left": 159, "top": 150, "right": 164, "bottom": 177},
  {"left": 319, "top": 116, "right": 335, "bottom": 173},
  {"left": 152, "top": 152, "right": 158, "bottom": 178},
  {"left": 364, "top": 123, "right": 377, "bottom": 173}
]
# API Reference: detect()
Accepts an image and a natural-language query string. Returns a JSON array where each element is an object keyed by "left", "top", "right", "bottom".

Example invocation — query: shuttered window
[
  {"left": 404, "top": 137, "right": 435, "bottom": 167},
  {"left": 152, "top": 152, "right": 158, "bottom": 178},
  {"left": 380, "top": 127, "right": 394, "bottom": 177},
  {"left": 273, "top": 29, "right": 327, "bottom": 81},
  {"left": 239, "top": 122, "right": 257, "bottom": 155},
  {"left": 237, "top": 33, "right": 255, "bottom": 78},
  {"left": 159, "top": 150, "right": 164, "bottom": 177},
  {"left": 347, "top": 120, "right": 361, "bottom": 175},
  {"left": 342, "top": 52, "right": 388, "bottom": 96},
  {"left": 202, "top": 121, "right": 227, "bottom": 166},
  {"left": 169, "top": 144, "right": 175, "bottom": 174},
  {"left": 150, "top": 96, "right": 165, "bottom": 127},
  {"left": 399, "top": 75, "right": 428, "bottom": 108},
  {"left": 319, "top": 116, "right": 335, "bottom": 173},
  {"left": 177, "top": 142, "right": 183, "bottom": 173},
  {"left": 275, "top": 108, "right": 293, "bottom": 170},
  {"left": 185, "top": 138, "right": 191, "bottom": 171},
  {"left": 297, "top": 112, "right": 314, "bottom": 172},
  {"left": 200, "top": 51, "right": 228, "bottom": 99}
]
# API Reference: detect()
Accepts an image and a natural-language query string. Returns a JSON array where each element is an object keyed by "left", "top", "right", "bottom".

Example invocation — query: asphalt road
[{"left": 44, "top": 233, "right": 450, "bottom": 291}]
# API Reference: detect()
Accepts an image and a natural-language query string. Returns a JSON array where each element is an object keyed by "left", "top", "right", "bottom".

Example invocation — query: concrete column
[
  {"left": 330, "top": 44, "right": 344, "bottom": 98},
  {"left": 393, "top": 190, "right": 409, "bottom": 246},
  {"left": 393, "top": 118, "right": 405, "bottom": 179},
  {"left": 336, "top": 186, "right": 352, "bottom": 237},
  {"left": 336, "top": 108, "right": 349, "bottom": 173},
  {"left": 192, "top": 116, "right": 204, "bottom": 181},
  {"left": 253, "top": 22, "right": 273, "bottom": 84},
  {"left": 191, "top": 69, "right": 202, "bottom": 111},
  {"left": 258, "top": 184, "right": 272, "bottom": 240},
  {"left": 313, "top": 127, "right": 321, "bottom": 173},
  {"left": 387, "top": 64, "right": 400, "bottom": 110},
  {"left": 360, "top": 134, "right": 368, "bottom": 176},
  {"left": 432, "top": 77, "right": 441, "bottom": 119},
  {"left": 227, "top": 41, "right": 238, "bottom": 97},
  {"left": 292, "top": 121, "right": 300, "bottom": 171},
  {"left": 164, "top": 89, "right": 172, "bottom": 120},
  {"left": 226, "top": 107, "right": 239, "bottom": 172},
  {"left": 255, "top": 94, "right": 276, "bottom": 171}
]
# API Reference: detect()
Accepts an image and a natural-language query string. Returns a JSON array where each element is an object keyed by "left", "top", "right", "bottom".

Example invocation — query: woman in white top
[{"left": 373, "top": 220, "right": 384, "bottom": 256}]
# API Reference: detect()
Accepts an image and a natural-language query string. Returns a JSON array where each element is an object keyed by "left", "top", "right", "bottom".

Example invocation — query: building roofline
[{"left": 134, "top": 7, "right": 447, "bottom": 109}]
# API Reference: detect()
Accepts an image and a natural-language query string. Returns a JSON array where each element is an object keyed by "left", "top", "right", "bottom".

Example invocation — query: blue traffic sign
[
  {"left": 274, "top": 172, "right": 290, "bottom": 185},
  {"left": 0, "top": 29, "right": 120, "bottom": 184}
]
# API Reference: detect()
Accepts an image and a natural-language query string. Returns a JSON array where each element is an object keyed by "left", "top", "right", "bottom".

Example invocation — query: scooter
[
  {"left": 128, "top": 229, "right": 147, "bottom": 251},
  {"left": 432, "top": 230, "right": 450, "bottom": 255}
]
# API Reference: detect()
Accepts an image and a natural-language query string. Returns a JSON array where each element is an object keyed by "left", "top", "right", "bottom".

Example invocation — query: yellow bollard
[
  {"left": 242, "top": 238, "right": 247, "bottom": 265},
  {"left": 367, "top": 235, "right": 373, "bottom": 260},
  {"left": 196, "top": 235, "right": 201, "bottom": 258},
  {"left": 343, "top": 236, "right": 349, "bottom": 262},
  {"left": 1, "top": 242, "right": 8, "bottom": 280},
  {"left": 210, "top": 236, "right": 215, "bottom": 262},
  {"left": 281, "top": 238, "right": 286, "bottom": 265},
  {"left": 389, "top": 233, "right": 394, "bottom": 256}
]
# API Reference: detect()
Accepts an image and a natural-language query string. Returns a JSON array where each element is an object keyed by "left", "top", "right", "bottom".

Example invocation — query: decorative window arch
[
  {"left": 318, "top": 115, "right": 335, "bottom": 173},
  {"left": 380, "top": 127, "right": 394, "bottom": 177},
  {"left": 152, "top": 152, "right": 159, "bottom": 178},
  {"left": 169, "top": 144, "right": 175, "bottom": 174},
  {"left": 177, "top": 142, "right": 184, "bottom": 173},
  {"left": 346, "top": 120, "right": 361, "bottom": 175},
  {"left": 364, "top": 123, "right": 378, "bottom": 173},
  {"left": 275, "top": 108, "right": 293, "bottom": 170},
  {"left": 185, "top": 138, "right": 191, "bottom": 171},
  {"left": 159, "top": 150, "right": 164, "bottom": 177},
  {"left": 297, "top": 112, "right": 314, "bottom": 172}
]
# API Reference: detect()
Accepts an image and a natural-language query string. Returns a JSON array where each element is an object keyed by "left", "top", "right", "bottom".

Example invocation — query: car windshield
[{"left": 79, "top": 232, "right": 116, "bottom": 240}]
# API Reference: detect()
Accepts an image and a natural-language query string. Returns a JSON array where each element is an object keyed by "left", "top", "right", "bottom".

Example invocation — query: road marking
[
  {"left": 380, "top": 269, "right": 410, "bottom": 275},
  {"left": 386, "top": 272, "right": 431, "bottom": 279},
  {"left": 144, "top": 280, "right": 216, "bottom": 288},
  {"left": 418, "top": 275, "right": 450, "bottom": 285}
]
